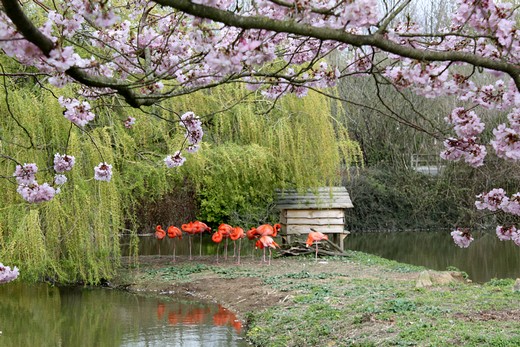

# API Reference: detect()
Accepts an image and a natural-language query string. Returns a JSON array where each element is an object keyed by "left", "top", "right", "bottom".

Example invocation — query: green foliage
[
  {"left": 181, "top": 143, "right": 278, "bottom": 225},
  {"left": 344, "top": 166, "right": 476, "bottom": 231},
  {"left": 185, "top": 87, "right": 362, "bottom": 226},
  {"left": 0, "top": 83, "right": 181, "bottom": 283},
  {"left": 485, "top": 278, "right": 515, "bottom": 287}
]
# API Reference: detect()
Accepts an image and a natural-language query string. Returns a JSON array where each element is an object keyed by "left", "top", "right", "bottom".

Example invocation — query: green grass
[{"left": 245, "top": 254, "right": 520, "bottom": 346}]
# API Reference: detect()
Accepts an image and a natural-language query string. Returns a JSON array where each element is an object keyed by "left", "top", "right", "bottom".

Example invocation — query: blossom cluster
[
  {"left": 164, "top": 112, "right": 204, "bottom": 168},
  {"left": 495, "top": 225, "right": 520, "bottom": 245},
  {"left": 13, "top": 154, "right": 75, "bottom": 203},
  {"left": 58, "top": 97, "right": 96, "bottom": 127},
  {"left": 13, "top": 163, "right": 56, "bottom": 203},
  {"left": 0, "top": 263, "right": 19, "bottom": 284},
  {"left": 490, "top": 109, "right": 520, "bottom": 161},
  {"left": 13, "top": 152, "right": 113, "bottom": 203},
  {"left": 440, "top": 108, "right": 487, "bottom": 167},
  {"left": 94, "top": 163, "right": 113, "bottom": 182},
  {"left": 475, "top": 189, "right": 520, "bottom": 216},
  {"left": 469, "top": 189, "right": 520, "bottom": 248},
  {"left": 450, "top": 228, "right": 474, "bottom": 248}
]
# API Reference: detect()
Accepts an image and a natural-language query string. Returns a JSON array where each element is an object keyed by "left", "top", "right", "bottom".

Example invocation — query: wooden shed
[{"left": 275, "top": 187, "right": 353, "bottom": 250}]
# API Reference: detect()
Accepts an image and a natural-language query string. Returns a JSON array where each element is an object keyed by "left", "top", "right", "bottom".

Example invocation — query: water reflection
[
  {"left": 0, "top": 282, "right": 246, "bottom": 347},
  {"left": 347, "top": 230, "right": 520, "bottom": 283}
]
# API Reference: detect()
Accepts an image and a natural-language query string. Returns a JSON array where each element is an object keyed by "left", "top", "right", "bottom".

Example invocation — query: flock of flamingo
[{"left": 155, "top": 221, "right": 330, "bottom": 264}]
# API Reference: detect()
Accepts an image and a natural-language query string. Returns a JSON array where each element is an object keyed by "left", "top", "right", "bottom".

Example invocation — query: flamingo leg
[
  {"left": 316, "top": 243, "right": 318, "bottom": 262},
  {"left": 189, "top": 235, "right": 193, "bottom": 261},
  {"left": 157, "top": 240, "right": 161, "bottom": 257},
  {"left": 268, "top": 248, "right": 272, "bottom": 266},
  {"left": 225, "top": 238, "right": 228, "bottom": 261},
  {"left": 237, "top": 239, "right": 241, "bottom": 265},
  {"left": 172, "top": 242, "right": 176, "bottom": 262},
  {"left": 199, "top": 232, "right": 203, "bottom": 258},
  {"left": 216, "top": 243, "right": 220, "bottom": 263}
]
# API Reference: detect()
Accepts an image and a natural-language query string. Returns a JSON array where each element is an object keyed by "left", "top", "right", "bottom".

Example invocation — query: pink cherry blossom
[
  {"left": 451, "top": 228, "right": 474, "bottom": 248},
  {"left": 440, "top": 137, "right": 486, "bottom": 167},
  {"left": 164, "top": 152, "right": 186, "bottom": 168},
  {"left": 496, "top": 225, "right": 517, "bottom": 241},
  {"left": 501, "top": 193, "right": 520, "bottom": 216},
  {"left": 94, "top": 162, "right": 113, "bottom": 182},
  {"left": 17, "top": 182, "right": 56, "bottom": 203},
  {"left": 180, "top": 112, "right": 202, "bottom": 130},
  {"left": 58, "top": 97, "right": 96, "bottom": 127},
  {"left": 124, "top": 116, "right": 136, "bottom": 129},
  {"left": 490, "top": 124, "right": 520, "bottom": 161},
  {"left": 0, "top": 263, "right": 19, "bottom": 284},
  {"left": 13, "top": 163, "right": 38, "bottom": 185},
  {"left": 475, "top": 188, "right": 508, "bottom": 211},
  {"left": 54, "top": 174, "right": 68, "bottom": 185},
  {"left": 445, "top": 107, "right": 485, "bottom": 137},
  {"left": 54, "top": 153, "right": 75, "bottom": 173}
]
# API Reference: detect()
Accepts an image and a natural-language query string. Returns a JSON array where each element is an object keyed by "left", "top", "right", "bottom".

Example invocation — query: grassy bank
[{"left": 114, "top": 252, "right": 520, "bottom": 347}]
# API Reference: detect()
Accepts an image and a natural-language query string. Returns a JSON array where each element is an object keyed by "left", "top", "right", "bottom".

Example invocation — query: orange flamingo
[
  {"left": 256, "top": 235, "right": 279, "bottom": 265},
  {"left": 218, "top": 223, "right": 233, "bottom": 260},
  {"left": 155, "top": 225, "right": 166, "bottom": 256},
  {"left": 167, "top": 225, "right": 182, "bottom": 262},
  {"left": 256, "top": 223, "right": 281, "bottom": 237},
  {"left": 306, "top": 230, "right": 328, "bottom": 262},
  {"left": 192, "top": 220, "right": 211, "bottom": 257},
  {"left": 212, "top": 231, "right": 223, "bottom": 263},
  {"left": 230, "top": 226, "right": 245, "bottom": 264}
]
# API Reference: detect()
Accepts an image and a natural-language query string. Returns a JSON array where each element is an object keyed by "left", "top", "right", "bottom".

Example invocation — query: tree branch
[
  {"left": 1, "top": 0, "right": 158, "bottom": 107},
  {"left": 155, "top": 0, "right": 520, "bottom": 89}
]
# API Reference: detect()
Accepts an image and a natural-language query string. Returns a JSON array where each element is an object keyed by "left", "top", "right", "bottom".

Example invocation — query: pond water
[
  {"left": 0, "top": 282, "right": 247, "bottom": 347},
  {"left": 346, "top": 230, "right": 520, "bottom": 283}
]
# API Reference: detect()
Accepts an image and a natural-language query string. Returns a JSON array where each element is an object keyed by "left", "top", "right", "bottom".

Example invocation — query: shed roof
[{"left": 275, "top": 187, "right": 353, "bottom": 209}]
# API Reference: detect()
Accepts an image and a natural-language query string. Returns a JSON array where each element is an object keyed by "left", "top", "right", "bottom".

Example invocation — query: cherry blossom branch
[
  {"left": 155, "top": 0, "right": 520, "bottom": 89},
  {"left": 1, "top": 0, "right": 157, "bottom": 107}
]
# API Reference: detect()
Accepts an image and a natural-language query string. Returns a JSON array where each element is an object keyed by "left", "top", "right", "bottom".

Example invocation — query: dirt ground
[{"left": 115, "top": 254, "right": 421, "bottom": 322}]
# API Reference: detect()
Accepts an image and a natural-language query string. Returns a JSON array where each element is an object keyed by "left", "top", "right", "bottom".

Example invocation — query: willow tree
[
  {"left": 0, "top": 84, "right": 186, "bottom": 283},
  {"left": 177, "top": 87, "right": 361, "bottom": 225}
]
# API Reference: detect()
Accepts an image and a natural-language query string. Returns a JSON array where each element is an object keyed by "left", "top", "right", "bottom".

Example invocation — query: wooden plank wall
[{"left": 281, "top": 208, "right": 348, "bottom": 235}]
